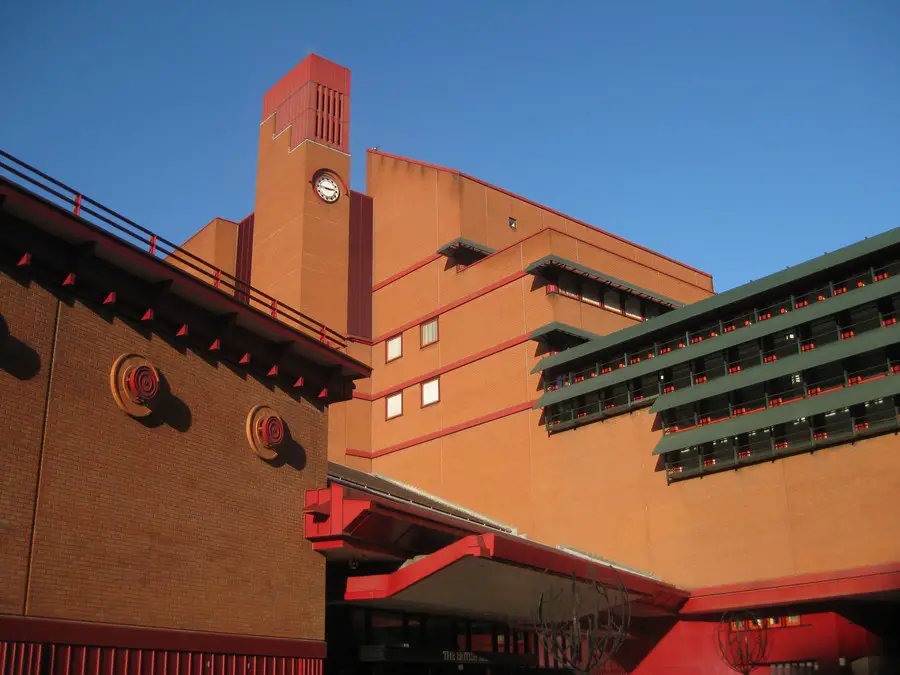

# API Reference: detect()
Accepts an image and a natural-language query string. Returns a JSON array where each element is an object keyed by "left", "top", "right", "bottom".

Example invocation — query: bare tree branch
[{"left": 533, "top": 567, "right": 631, "bottom": 675}]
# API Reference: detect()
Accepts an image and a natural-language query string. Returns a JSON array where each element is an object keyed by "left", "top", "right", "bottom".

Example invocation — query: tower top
[{"left": 261, "top": 53, "right": 351, "bottom": 153}]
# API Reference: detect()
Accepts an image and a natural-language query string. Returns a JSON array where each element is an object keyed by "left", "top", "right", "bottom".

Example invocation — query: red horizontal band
[
  {"left": 354, "top": 334, "right": 530, "bottom": 401},
  {"left": 348, "top": 400, "right": 537, "bottom": 459}
]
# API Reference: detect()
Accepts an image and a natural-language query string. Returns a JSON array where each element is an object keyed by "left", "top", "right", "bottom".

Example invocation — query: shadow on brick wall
[
  {"left": 0, "top": 313, "right": 42, "bottom": 381},
  {"left": 138, "top": 371, "right": 192, "bottom": 432}
]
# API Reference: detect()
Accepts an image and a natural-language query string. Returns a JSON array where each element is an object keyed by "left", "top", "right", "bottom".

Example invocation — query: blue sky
[{"left": 2, "top": 1, "right": 898, "bottom": 291}]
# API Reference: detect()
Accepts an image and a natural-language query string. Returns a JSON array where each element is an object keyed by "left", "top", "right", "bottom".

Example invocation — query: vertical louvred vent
[
  {"left": 315, "top": 85, "right": 345, "bottom": 149},
  {"left": 262, "top": 53, "right": 350, "bottom": 153}
]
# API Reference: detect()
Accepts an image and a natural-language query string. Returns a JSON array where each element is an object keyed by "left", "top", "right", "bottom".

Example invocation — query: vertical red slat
[
  {"left": 87, "top": 647, "right": 101, "bottom": 675},
  {"left": 1, "top": 642, "right": 8, "bottom": 675},
  {"left": 71, "top": 647, "right": 86, "bottom": 675},
  {"left": 58, "top": 646, "right": 71, "bottom": 675}
]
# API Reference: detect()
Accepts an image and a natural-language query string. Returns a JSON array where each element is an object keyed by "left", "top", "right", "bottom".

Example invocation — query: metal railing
[{"left": 0, "top": 149, "right": 347, "bottom": 350}]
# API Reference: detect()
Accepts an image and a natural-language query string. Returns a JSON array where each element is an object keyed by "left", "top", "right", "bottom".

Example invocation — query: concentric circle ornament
[
  {"left": 110, "top": 354, "right": 160, "bottom": 417},
  {"left": 125, "top": 365, "right": 159, "bottom": 404},
  {"left": 246, "top": 405, "right": 286, "bottom": 460}
]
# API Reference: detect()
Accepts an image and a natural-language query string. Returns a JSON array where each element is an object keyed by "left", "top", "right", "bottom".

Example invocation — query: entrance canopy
[
  {"left": 345, "top": 532, "right": 687, "bottom": 621},
  {"left": 308, "top": 463, "right": 687, "bottom": 622}
]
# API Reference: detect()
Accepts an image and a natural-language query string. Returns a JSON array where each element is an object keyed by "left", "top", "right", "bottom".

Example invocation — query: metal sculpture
[
  {"left": 717, "top": 610, "right": 770, "bottom": 675},
  {"left": 533, "top": 568, "right": 631, "bottom": 675}
]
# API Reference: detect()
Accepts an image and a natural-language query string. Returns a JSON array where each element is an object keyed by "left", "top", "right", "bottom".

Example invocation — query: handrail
[{"left": 0, "top": 149, "right": 347, "bottom": 350}]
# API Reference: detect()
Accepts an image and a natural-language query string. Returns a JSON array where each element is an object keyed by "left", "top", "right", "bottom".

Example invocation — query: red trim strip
[
  {"left": 368, "top": 149, "right": 712, "bottom": 280},
  {"left": 354, "top": 334, "right": 530, "bottom": 401},
  {"left": 372, "top": 254, "right": 442, "bottom": 292},
  {"left": 681, "top": 561, "right": 900, "bottom": 614},
  {"left": 0, "top": 616, "right": 327, "bottom": 658},
  {"left": 348, "top": 400, "right": 536, "bottom": 459},
  {"left": 365, "top": 272, "right": 527, "bottom": 345}
]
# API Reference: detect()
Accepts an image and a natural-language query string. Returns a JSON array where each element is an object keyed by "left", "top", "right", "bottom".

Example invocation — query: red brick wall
[
  {"left": 1, "top": 274, "right": 328, "bottom": 640},
  {"left": 0, "top": 277, "right": 57, "bottom": 614}
]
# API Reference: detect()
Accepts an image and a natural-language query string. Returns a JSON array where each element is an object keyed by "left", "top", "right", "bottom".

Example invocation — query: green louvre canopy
[
  {"left": 529, "top": 322, "right": 600, "bottom": 344},
  {"left": 532, "top": 227, "right": 900, "bottom": 376},
  {"left": 652, "top": 374, "right": 900, "bottom": 455},
  {"left": 436, "top": 237, "right": 496, "bottom": 258},
  {"left": 534, "top": 273, "right": 900, "bottom": 409},
  {"left": 524, "top": 254, "right": 684, "bottom": 309},
  {"left": 651, "top": 322, "right": 900, "bottom": 414}
]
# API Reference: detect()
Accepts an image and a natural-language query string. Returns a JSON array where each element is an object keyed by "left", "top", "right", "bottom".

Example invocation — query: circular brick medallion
[
  {"left": 246, "top": 405, "right": 285, "bottom": 460},
  {"left": 110, "top": 354, "right": 160, "bottom": 417}
]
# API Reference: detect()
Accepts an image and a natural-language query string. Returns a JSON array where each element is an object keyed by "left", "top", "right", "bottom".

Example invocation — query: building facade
[{"left": 2, "top": 53, "right": 899, "bottom": 674}]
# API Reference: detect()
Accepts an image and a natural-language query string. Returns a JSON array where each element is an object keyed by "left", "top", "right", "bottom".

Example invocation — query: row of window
[
  {"left": 545, "top": 256, "right": 900, "bottom": 389},
  {"left": 545, "top": 271, "right": 667, "bottom": 322},
  {"left": 664, "top": 395, "right": 900, "bottom": 481},
  {"left": 544, "top": 295, "right": 900, "bottom": 430},
  {"left": 386, "top": 318, "right": 439, "bottom": 363},
  {"left": 385, "top": 377, "right": 440, "bottom": 419},
  {"left": 731, "top": 615, "right": 802, "bottom": 631}
]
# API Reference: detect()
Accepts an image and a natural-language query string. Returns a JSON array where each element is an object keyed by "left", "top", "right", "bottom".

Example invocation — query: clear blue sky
[{"left": 2, "top": 1, "right": 898, "bottom": 291}]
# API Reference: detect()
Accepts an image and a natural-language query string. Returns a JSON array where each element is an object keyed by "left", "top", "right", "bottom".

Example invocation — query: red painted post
[
  {"left": 149, "top": 235, "right": 157, "bottom": 256},
  {"left": 73, "top": 194, "right": 83, "bottom": 216},
  {"left": 271, "top": 299, "right": 278, "bottom": 318},
  {"left": 214, "top": 269, "right": 221, "bottom": 289}
]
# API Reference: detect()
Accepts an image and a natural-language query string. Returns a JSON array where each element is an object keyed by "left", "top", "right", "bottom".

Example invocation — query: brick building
[{"left": 2, "top": 53, "right": 899, "bottom": 674}]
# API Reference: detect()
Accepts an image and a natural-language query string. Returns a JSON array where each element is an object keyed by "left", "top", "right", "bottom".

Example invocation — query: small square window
[
  {"left": 421, "top": 318, "right": 439, "bottom": 347},
  {"left": 386, "top": 334, "right": 402, "bottom": 362},
  {"left": 786, "top": 615, "right": 801, "bottom": 626},
  {"left": 421, "top": 377, "right": 440, "bottom": 407},
  {"left": 508, "top": 217, "right": 517, "bottom": 230},
  {"left": 791, "top": 373, "right": 801, "bottom": 385},
  {"left": 386, "top": 392, "right": 403, "bottom": 419}
]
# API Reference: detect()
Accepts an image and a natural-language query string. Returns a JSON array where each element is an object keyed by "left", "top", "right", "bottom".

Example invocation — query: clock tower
[{"left": 251, "top": 53, "right": 352, "bottom": 335}]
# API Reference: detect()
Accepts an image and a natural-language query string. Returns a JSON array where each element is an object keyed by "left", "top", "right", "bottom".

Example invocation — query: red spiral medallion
[
  {"left": 125, "top": 365, "right": 160, "bottom": 404},
  {"left": 258, "top": 415, "right": 285, "bottom": 448}
]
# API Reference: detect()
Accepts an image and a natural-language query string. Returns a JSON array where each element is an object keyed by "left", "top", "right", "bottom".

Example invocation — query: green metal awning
[
  {"left": 524, "top": 254, "right": 684, "bottom": 309},
  {"left": 529, "top": 322, "right": 600, "bottom": 344},
  {"left": 651, "top": 322, "right": 900, "bottom": 413},
  {"left": 652, "top": 374, "right": 900, "bottom": 455},
  {"left": 436, "top": 237, "right": 496, "bottom": 258},
  {"left": 534, "top": 273, "right": 900, "bottom": 409},
  {"left": 532, "top": 227, "right": 900, "bottom": 376}
]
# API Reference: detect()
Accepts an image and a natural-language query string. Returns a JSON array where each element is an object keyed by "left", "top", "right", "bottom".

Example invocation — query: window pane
[
  {"left": 422, "top": 378, "right": 440, "bottom": 406},
  {"left": 625, "top": 297, "right": 641, "bottom": 319},
  {"left": 603, "top": 290, "right": 621, "bottom": 311},
  {"left": 386, "top": 392, "right": 403, "bottom": 418},
  {"left": 582, "top": 281, "right": 601, "bottom": 306},
  {"left": 386, "top": 335, "right": 402, "bottom": 361},
  {"left": 421, "top": 319, "right": 438, "bottom": 346}
]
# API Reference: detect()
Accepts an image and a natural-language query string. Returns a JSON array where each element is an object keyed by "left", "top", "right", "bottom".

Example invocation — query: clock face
[{"left": 315, "top": 174, "right": 340, "bottom": 203}]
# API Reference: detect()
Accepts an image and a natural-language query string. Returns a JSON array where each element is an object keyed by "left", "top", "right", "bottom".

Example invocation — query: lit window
[
  {"left": 786, "top": 615, "right": 801, "bottom": 626},
  {"left": 386, "top": 334, "right": 402, "bottom": 362},
  {"left": 603, "top": 290, "right": 621, "bottom": 311},
  {"left": 421, "top": 318, "right": 439, "bottom": 347},
  {"left": 624, "top": 297, "right": 642, "bottom": 319},
  {"left": 421, "top": 377, "right": 440, "bottom": 407},
  {"left": 508, "top": 217, "right": 517, "bottom": 230},
  {"left": 386, "top": 392, "right": 403, "bottom": 419},
  {"left": 791, "top": 374, "right": 801, "bottom": 385}
]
